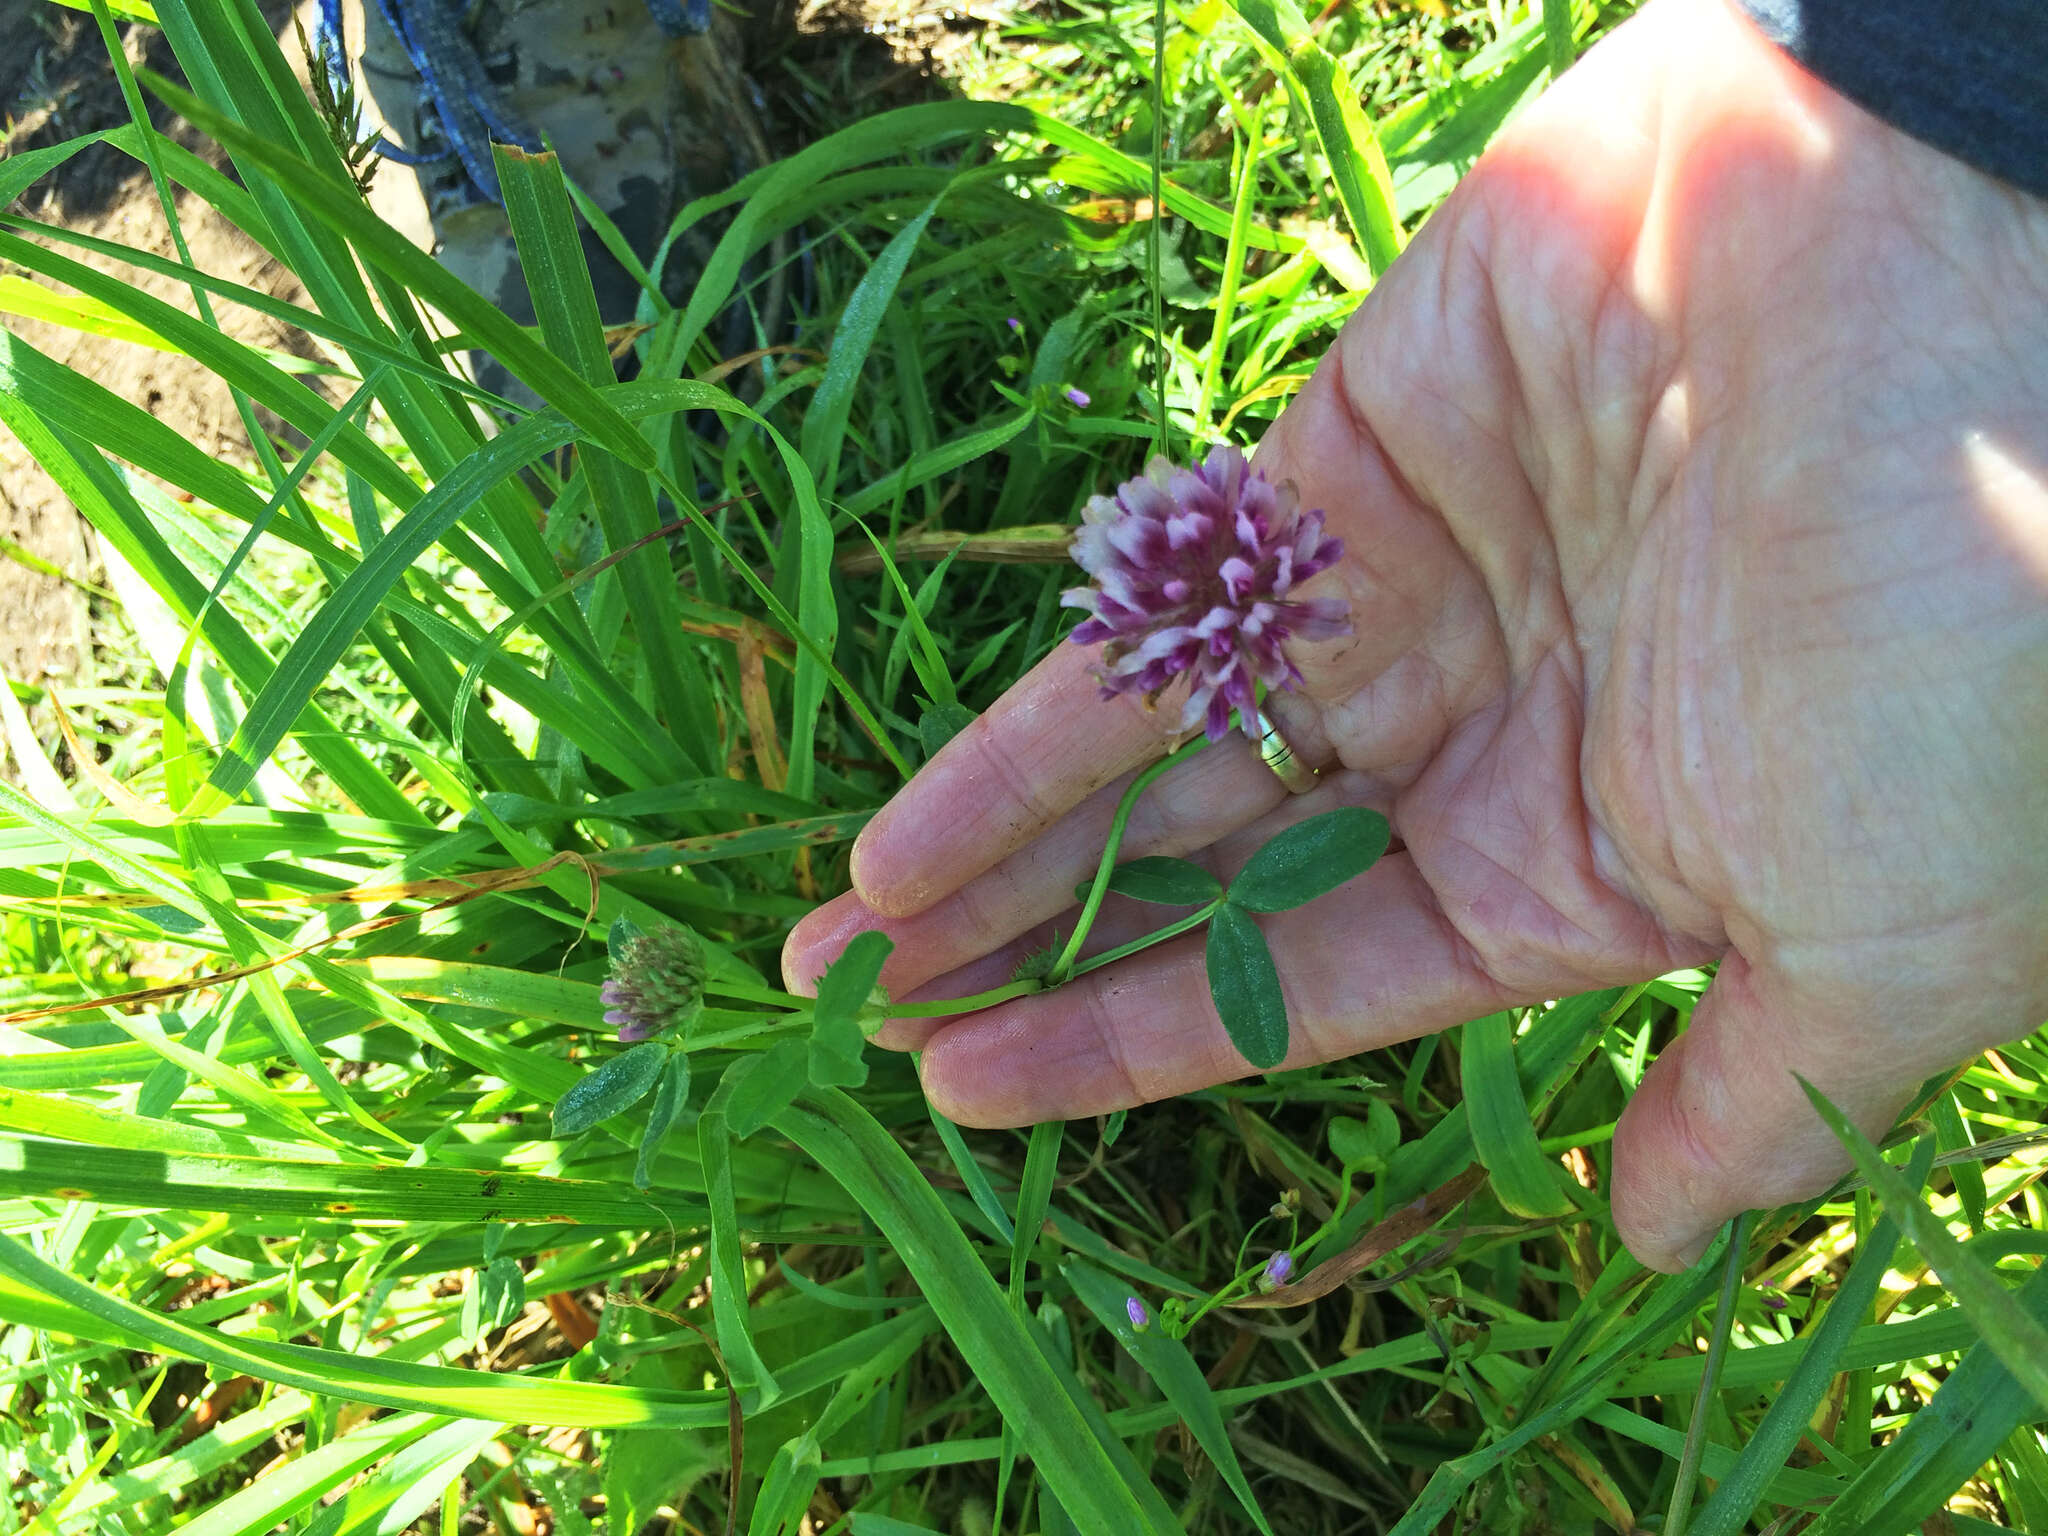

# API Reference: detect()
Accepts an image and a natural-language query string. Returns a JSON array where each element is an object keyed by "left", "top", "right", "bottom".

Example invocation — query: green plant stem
[
  {"left": 1149, "top": 0, "right": 1169, "bottom": 455},
  {"left": 703, "top": 895, "right": 1219, "bottom": 1029},
  {"left": 1198, "top": 97, "right": 1265, "bottom": 435},
  {"left": 837, "top": 899, "right": 1218, "bottom": 1030},
  {"left": 884, "top": 978, "right": 1050, "bottom": 1019},
  {"left": 1050, "top": 734, "right": 1212, "bottom": 983},
  {"left": 1666, "top": 1211, "right": 1751, "bottom": 1536},
  {"left": 1071, "top": 901, "right": 1220, "bottom": 977}
]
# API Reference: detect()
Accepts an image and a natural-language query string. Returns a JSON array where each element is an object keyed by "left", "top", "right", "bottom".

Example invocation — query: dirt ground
[{"left": 0, "top": 0, "right": 318, "bottom": 731}]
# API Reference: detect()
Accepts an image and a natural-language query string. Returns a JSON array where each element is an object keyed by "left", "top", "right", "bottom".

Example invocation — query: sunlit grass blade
[
  {"left": 0, "top": 343, "right": 420, "bottom": 820},
  {"left": 1542, "top": 0, "right": 1576, "bottom": 74},
  {"left": 1801, "top": 1076, "right": 2048, "bottom": 1412},
  {"left": 297, "top": 1419, "right": 502, "bottom": 1536},
  {"left": 172, "top": 1413, "right": 482, "bottom": 1536},
  {"left": 0, "top": 1233, "right": 729, "bottom": 1425},
  {"left": 1688, "top": 1140, "right": 1932, "bottom": 1536},
  {"left": 0, "top": 1137, "right": 703, "bottom": 1226},
  {"left": 1225, "top": 0, "right": 1404, "bottom": 276},
  {"left": 1802, "top": 1262, "right": 2048, "bottom": 1536}
]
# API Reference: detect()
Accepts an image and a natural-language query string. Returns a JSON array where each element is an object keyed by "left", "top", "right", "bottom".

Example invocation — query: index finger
[{"left": 849, "top": 642, "right": 1176, "bottom": 917}]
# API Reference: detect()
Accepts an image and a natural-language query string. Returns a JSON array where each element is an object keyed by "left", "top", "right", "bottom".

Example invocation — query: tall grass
[{"left": 0, "top": 0, "right": 2044, "bottom": 1530}]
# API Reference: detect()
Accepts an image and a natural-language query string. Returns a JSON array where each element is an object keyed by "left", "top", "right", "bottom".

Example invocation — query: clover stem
[
  {"left": 870, "top": 900, "right": 1218, "bottom": 1025},
  {"left": 882, "top": 977, "right": 1048, "bottom": 1018},
  {"left": 1048, "top": 733, "right": 1213, "bottom": 984},
  {"left": 1070, "top": 901, "right": 1219, "bottom": 978}
]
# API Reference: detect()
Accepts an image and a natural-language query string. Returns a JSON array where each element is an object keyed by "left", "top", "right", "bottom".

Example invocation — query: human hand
[{"left": 783, "top": 0, "right": 2048, "bottom": 1271}]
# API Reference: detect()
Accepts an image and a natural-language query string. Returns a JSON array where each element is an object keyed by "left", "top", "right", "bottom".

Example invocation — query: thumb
[{"left": 1610, "top": 952, "right": 1916, "bottom": 1272}]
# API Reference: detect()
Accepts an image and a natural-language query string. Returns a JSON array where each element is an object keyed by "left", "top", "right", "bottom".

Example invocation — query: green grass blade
[
  {"left": 495, "top": 144, "right": 710, "bottom": 764},
  {"left": 1463, "top": 1011, "right": 1575, "bottom": 1218},
  {"left": 194, "top": 405, "right": 579, "bottom": 808},
  {"left": 1933, "top": 1088, "right": 1989, "bottom": 1231},
  {"left": 1801, "top": 1077, "right": 2048, "bottom": 1412},
  {"left": 1803, "top": 1261, "right": 2048, "bottom": 1536},
  {"left": 1688, "top": 1141, "right": 1929, "bottom": 1536},
  {"left": 172, "top": 1413, "right": 463, "bottom": 1536},
  {"left": 803, "top": 200, "right": 940, "bottom": 500},
  {"left": 0, "top": 1233, "right": 728, "bottom": 1426},
  {"left": 0, "top": 1137, "right": 702, "bottom": 1227},
  {"left": 0, "top": 135, "right": 115, "bottom": 209},
  {"left": 1666, "top": 1214, "right": 1750, "bottom": 1536},
  {"left": 0, "top": 343, "right": 421, "bottom": 821},
  {"left": 1009, "top": 1120, "right": 1062, "bottom": 1312},
  {"left": 698, "top": 1070, "right": 784, "bottom": 1410},
  {"left": 48, "top": 1393, "right": 312, "bottom": 1526},
  {"left": 298, "top": 1419, "right": 501, "bottom": 1536},
  {"left": 776, "top": 1088, "right": 1184, "bottom": 1533},
  {"left": 1066, "top": 1257, "right": 1276, "bottom": 1535},
  {"left": 1385, "top": 1241, "right": 1728, "bottom": 1536},
  {"left": 926, "top": 1108, "right": 1017, "bottom": 1243},
  {"left": 648, "top": 99, "right": 1304, "bottom": 381},
  {"left": 1224, "top": 0, "right": 1403, "bottom": 276},
  {"left": 0, "top": 1083, "right": 343, "bottom": 1164},
  {"left": 1541, "top": 0, "right": 1576, "bottom": 74},
  {"left": 1344, "top": 987, "right": 1621, "bottom": 1258},
  {"left": 840, "top": 407, "right": 1035, "bottom": 519},
  {"left": 140, "top": 75, "right": 656, "bottom": 471}
]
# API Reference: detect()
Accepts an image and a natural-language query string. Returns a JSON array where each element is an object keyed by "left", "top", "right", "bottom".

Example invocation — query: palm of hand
[{"left": 786, "top": 0, "right": 2048, "bottom": 1269}]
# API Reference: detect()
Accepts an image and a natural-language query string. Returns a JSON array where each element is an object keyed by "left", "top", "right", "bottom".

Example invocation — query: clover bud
[{"left": 600, "top": 922, "right": 707, "bottom": 1042}]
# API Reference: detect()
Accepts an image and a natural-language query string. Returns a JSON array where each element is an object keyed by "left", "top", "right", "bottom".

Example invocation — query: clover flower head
[
  {"left": 600, "top": 922, "right": 707, "bottom": 1042},
  {"left": 1126, "top": 1295, "right": 1152, "bottom": 1333},
  {"left": 1259, "top": 1250, "right": 1294, "bottom": 1291},
  {"left": 1061, "top": 445, "right": 1349, "bottom": 740}
]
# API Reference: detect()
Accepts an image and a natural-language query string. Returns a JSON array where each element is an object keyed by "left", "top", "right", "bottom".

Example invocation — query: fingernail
[{"left": 1672, "top": 1230, "right": 1714, "bottom": 1270}]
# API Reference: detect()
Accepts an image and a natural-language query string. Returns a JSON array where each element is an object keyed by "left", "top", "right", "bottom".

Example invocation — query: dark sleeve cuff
[{"left": 1734, "top": 0, "right": 2048, "bottom": 199}]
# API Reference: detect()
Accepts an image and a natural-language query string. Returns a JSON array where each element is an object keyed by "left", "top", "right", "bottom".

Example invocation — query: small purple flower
[
  {"left": 1006, "top": 316, "right": 1023, "bottom": 333},
  {"left": 601, "top": 923, "right": 707, "bottom": 1042},
  {"left": 1063, "top": 386, "right": 1091, "bottom": 408},
  {"left": 1125, "top": 1295, "right": 1151, "bottom": 1332},
  {"left": 1259, "top": 1250, "right": 1294, "bottom": 1291},
  {"left": 1061, "top": 445, "right": 1349, "bottom": 741}
]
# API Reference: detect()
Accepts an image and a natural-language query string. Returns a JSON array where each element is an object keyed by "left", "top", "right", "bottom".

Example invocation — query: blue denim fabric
[{"left": 1738, "top": 0, "right": 2048, "bottom": 198}]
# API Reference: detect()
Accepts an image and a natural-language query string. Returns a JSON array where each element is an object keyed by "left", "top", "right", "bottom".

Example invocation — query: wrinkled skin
[{"left": 784, "top": 0, "right": 2048, "bottom": 1272}]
